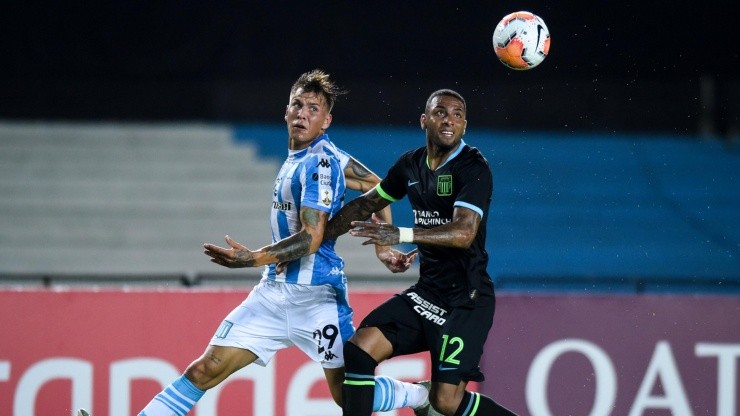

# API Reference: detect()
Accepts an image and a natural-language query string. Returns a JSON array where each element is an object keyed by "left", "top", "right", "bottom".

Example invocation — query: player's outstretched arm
[
  {"left": 344, "top": 156, "right": 379, "bottom": 192},
  {"left": 325, "top": 187, "right": 390, "bottom": 241},
  {"left": 343, "top": 156, "right": 393, "bottom": 224},
  {"left": 204, "top": 207, "right": 328, "bottom": 268},
  {"left": 343, "top": 156, "right": 414, "bottom": 271},
  {"left": 350, "top": 206, "right": 481, "bottom": 249}
]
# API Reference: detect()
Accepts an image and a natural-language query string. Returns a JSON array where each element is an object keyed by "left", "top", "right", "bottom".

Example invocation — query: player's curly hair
[
  {"left": 290, "top": 69, "right": 347, "bottom": 112},
  {"left": 425, "top": 89, "right": 467, "bottom": 114}
]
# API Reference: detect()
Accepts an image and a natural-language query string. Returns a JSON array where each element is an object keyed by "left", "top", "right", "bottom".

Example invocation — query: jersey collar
[
  {"left": 288, "top": 133, "right": 329, "bottom": 158},
  {"left": 427, "top": 139, "right": 467, "bottom": 170}
]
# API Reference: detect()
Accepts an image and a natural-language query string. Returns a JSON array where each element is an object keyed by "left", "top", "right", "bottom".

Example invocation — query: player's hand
[
  {"left": 275, "top": 261, "right": 289, "bottom": 275},
  {"left": 203, "top": 235, "right": 255, "bottom": 268},
  {"left": 349, "top": 216, "right": 402, "bottom": 246},
  {"left": 376, "top": 246, "right": 418, "bottom": 273}
]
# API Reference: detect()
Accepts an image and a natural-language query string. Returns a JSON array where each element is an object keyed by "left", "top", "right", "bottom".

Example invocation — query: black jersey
[{"left": 377, "top": 142, "right": 494, "bottom": 307}]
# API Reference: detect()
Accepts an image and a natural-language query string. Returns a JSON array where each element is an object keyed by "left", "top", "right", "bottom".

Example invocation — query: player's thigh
[
  {"left": 209, "top": 281, "right": 292, "bottom": 366},
  {"left": 360, "top": 294, "right": 427, "bottom": 356},
  {"left": 351, "top": 326, "right": 394, "bottom": 362},
  {"left": 289, "top": 284, "right": 351, "bottom": 369},
  {"left": 431, "top": 301, "right": 494, "bottom": 385}
]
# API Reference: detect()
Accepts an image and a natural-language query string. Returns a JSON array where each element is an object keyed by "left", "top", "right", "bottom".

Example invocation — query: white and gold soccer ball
[{"left": 492, "top": 11, "right": 551, "bottom": 70}]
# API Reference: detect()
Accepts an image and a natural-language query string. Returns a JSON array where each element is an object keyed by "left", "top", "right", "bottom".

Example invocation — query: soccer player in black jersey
[{"left": 325, "top": 89, "right": 516, "bottom": 416}]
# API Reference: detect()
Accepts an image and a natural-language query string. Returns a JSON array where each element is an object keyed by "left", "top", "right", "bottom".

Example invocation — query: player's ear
[
  {"left": 420, "top": 114, "right": 426, "bottom": 130},
  {"left": 322, "top": 113, "right": 332, "bottom": 130}
]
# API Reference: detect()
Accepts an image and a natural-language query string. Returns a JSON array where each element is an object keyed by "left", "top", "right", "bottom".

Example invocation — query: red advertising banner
[
  {"left": 482, "top": 295, "right": 740, "bottom": 416},
  {"left": 0, "top": 290, "right": 737, "bottom": 416},
  {"left": 0, "top": 290, "right": 429, "bottom": 416}
]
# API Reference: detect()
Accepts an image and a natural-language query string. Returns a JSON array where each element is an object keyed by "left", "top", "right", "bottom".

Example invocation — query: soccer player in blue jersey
[
  {"left": 75, "top": 70, "right": 425, "bottom": 416},
  {"left": 325, "top": 89, "right": 517, "bottom": 416}
]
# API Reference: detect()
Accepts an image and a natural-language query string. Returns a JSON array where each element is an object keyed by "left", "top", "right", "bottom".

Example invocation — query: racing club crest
[{"left": 322, "top": 190, "right": 331, "bottom": 206}]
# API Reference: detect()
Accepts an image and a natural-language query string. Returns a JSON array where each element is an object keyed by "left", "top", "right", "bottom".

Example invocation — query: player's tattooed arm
[
  {"left": 260, "top": 228, "right": 313, "bottom": 263},
  {"left": 204, "top": 207, "right": 328, "bottom": 268},
  {"left": 343, "top": 156, "right": 393, "bottom": 224},
  {"left": 257, "top": 207, "right": 327, "bottom": 264},
  {"left": 343, "top": 157, "right": 376, "bottom": 193},
  {"left": 325, "top": 188, "right": 390, "bottom": 241},
  {"left": 341, "top": 158, "right": 411, "bottom": 270},
  {"left": 410, "top": 206, "right": 481, "bottom": 248},
  {"left": 348, "top": 205, "right": 481, "bottom": 249}
]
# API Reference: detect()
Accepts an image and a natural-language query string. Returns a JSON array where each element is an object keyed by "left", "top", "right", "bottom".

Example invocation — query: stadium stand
[
  {"left": 1, "top": 122, "right": 738, "bottom": 293},
  {"left": 236, "top": 124, "right": 740, "bottom": 293},
  {"left": 0, "top": 121, "right": 410, "bottom": 288}
]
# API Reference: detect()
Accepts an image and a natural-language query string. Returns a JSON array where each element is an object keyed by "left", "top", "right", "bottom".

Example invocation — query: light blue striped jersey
[{"left": 263, "top": 134, "right": 347, "bottom": 286}]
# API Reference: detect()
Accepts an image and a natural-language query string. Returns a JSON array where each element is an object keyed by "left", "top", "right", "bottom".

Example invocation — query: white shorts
[{"left": 209, "top": 279, "right": 355, "bottom": 368}]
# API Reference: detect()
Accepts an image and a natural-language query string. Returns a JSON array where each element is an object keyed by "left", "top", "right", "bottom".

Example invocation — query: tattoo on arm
[
  {"left": 301, "top": 207, "right": 321, "bottom": 227},
  {"left": 347, "top": 159, "right": 372, "bottom": 179},
  {"left": 234, "top": 250, "right": 258, "bottom": 267},
  {"left": 413, "top": 207, "right": 481, "bottom": 249},
  {"left": 260, "top": 207, "right": 326, "bottom": 264},
  {"left": 266, "top": 230, "right": 312, "bottom": 263},
  {"left": 325, "top": 191, "right": 389, "bottom": 240},
  {"left": 345, "top": 158, "right": 381, "bottom": 193}
]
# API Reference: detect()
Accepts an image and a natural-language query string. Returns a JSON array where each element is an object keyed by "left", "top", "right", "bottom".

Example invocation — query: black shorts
[{"left": 358, "top": 287, "right": 495, "bottom": 384}]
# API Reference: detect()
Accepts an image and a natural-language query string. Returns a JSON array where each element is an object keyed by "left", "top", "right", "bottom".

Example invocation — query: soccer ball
[{"left": 492, "top": 11, "right": 551, "bottom": 70}]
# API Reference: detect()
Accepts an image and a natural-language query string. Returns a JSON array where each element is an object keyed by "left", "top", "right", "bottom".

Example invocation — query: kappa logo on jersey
[
  {"left": 317, "top": 158, "right": 330, "bottom": 168},
  {"left": 406, "top": 292, "right": 448, "bottom": 325},
  {"left": 437, "top": 175, "right": 453, "bottom": 196}
]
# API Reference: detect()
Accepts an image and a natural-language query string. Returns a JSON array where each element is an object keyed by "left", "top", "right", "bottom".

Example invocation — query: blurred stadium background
[
  {"left": 1, "top": 2, "right": 738, "bottom": 416},
  {"left": 2, "top": 1, "right": 738, "bottom": 289}
]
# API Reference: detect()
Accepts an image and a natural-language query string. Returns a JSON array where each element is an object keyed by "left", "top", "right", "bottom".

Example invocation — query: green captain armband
[{"left": 374, "top": 184, "right": 398, "bottom": 202}]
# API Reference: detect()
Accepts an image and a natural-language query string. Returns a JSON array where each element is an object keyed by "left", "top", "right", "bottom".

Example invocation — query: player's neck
[
  {"left": 288, "top": 137, "right": 318, "bottom": 151},
  {"left": 426, "top": 142, "right": 460, "bottom": 171}
]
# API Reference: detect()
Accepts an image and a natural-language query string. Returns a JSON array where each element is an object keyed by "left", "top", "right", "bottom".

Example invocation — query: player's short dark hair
[
  {"left": 290, "top": 69, "right": 346, "bottom": 112},
  {"left": 425, "top": 89, "right": 467, "bottom": 114}
]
